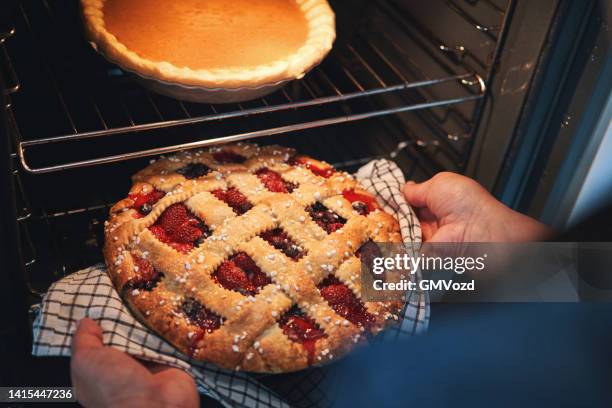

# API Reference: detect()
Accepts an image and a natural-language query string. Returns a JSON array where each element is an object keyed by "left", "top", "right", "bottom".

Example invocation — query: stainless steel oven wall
[{"left": 467, "top": 0, "right": 608, "bottom": 224}]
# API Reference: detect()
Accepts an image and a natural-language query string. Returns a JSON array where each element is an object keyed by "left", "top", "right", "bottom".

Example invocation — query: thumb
[
  {"left": 402, "top": 180, "right": 432, "bottom": 208},
  {"left": 72, "top": 318, "right": 104, "bottom": 354}
]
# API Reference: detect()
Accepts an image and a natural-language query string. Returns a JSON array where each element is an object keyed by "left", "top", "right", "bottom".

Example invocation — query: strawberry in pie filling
[
  {"left": 213, "top": 252, "right": 271, "bottom": 296},
  {"left": 212, "top": 150, "right": 247, "bottom": 164},
  {"left": 318, "top": 276, "right": 376, "bottom": 330},
  {"left": 288, "top": 156, "right": 336, "bottom": 178},
  {"left": 256, "top": 168, "right": 296, "bottom": 193},
  {"left": 342, "top": 189, "right": 379, "bottom": 215},
  {"left": 260, "top": 228, "right": 304, "bottom": 260},
  {"left": 306, "top": 202, "right": 346, "bottom": 233},
  {"left": 279, "top": 306, "right": 326, "bottom": 363},
  {"left": 129, "top": 189, "right": 166, "bottom": 217},
  {"left": 149, "top": 203, "right": 211, "bottom": 253},
  {"left": 212, "top": 188, "right": 253, "bottom": 215},
  {"left": 289, "top": 156, "right": 335, "bottom": 178},
  {"left": 126, "top": 255, "right": 164, "bottom": 291}
]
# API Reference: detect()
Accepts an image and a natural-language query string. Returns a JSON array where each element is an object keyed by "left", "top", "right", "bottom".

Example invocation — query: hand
[
  {"left": 71, "top": 318, "right": 198, "bottom": 408},
  {"left": 403, "top": 172, "right": 553, "bottom": 242}
]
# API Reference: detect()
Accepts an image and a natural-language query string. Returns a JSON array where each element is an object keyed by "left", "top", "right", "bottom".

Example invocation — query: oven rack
[{"left": 2, "top": 0, "right": 512, "bottom": 175}]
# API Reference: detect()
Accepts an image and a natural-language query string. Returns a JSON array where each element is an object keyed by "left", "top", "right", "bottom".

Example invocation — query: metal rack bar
[
  {"left": 1, "top": 43, "right": 20, "bottom": 94},
  {"left": 18, "top": 76, "right": 485, "bottom": 174},
  {"left": 20, "top": 74, "right": 474, "bottom": 146},
  {"left": 445, "top": 0, "right": 500, "bottom": 39},
  {"left": 0, "top": 26, "right": 16, "bottom": 44}
]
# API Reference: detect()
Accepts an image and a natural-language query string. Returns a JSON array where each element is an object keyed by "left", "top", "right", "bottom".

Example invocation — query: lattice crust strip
[{"left": 105, "top": 142, "right": 403, "bottom": 373}]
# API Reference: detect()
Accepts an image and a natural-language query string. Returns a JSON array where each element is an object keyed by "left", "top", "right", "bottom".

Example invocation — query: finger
[
  {"left": 72, "top": 318, "right": 104, "bottom": 354},
  {"left": 416, "top": 207, "right": 437, "bottom": 241},
  {"left": 153, "top": 368, "right": 199, "bottom": 407},
  {"left": 144, "top": 361, "right": 178, "bottom": 374},
  {"left": 402, "top": 180, "right": 432, "bottom": 208},
  {"left": 153, "top": 366, "right": 194, "bottom": 383}
]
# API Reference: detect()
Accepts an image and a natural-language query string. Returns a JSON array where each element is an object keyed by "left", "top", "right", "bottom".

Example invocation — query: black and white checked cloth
[{"left": 32, "top": 159, "right": 429, "bottom": 408}]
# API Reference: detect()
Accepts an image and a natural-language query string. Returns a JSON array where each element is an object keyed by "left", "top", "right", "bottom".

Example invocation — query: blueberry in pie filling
[
  {"left": 180, "top": 297, "right": 223, "bottom": 355},
  {"left": 260, "top": 228, "right": 304, "bottom": 260},
  {"left": 176, "top": 163, "right": 212, "bottom": 180},
  {"left": 181, "top": 297, "right": 223, "bottom": 334},
  {"left": 105, "top": 143, "right": 405, "bottom": 372},
  {"left": 212, "top": 150, "right": 247, "bottom": 164},
  {"left": 342, "top": 188, "right": 380, "bottom": 215},
  {"left": 306, "top": 202, "right": 346, "bottom": 233},
  {"left": 128, "top": 189, "right": 166, "bottom": 217}
]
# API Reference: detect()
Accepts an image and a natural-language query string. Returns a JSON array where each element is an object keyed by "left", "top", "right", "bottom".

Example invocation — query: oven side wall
[{"left": 0, "top": 75, "right": 31, "bottom": 386}]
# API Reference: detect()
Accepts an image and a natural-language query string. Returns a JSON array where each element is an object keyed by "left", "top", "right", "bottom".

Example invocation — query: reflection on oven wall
[
  {"left": 568, "top": 120, "right": 612, "bottom": 228},
  {"left": 0, "top": 0, "right": 609, "bottom": 389}
]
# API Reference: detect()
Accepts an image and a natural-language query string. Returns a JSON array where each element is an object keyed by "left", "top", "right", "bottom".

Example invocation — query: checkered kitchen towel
[{"left": 32, "top": 159, "right": 429, "bottom": 408}]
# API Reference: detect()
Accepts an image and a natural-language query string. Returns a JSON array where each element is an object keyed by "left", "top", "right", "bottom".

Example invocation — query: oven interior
[{"left": 4, "top": 0, "right": 511, "bottom": 301}]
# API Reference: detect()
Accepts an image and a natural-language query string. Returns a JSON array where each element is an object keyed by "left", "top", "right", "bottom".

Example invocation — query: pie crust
[
  {"left": 104, "top": 143, "right": 403, "bottom": 372},
  {"left": 81, "top": 0, "right": 336, "bottom": 89}
]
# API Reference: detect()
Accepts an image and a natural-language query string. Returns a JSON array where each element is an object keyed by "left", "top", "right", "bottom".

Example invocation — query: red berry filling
[
  {"left": 176, "top": 163, "right": 212, "bottom": 179},
  {"left": 212, "top": 188, "right": 253, "bottom": 215},
  {"left": 149, "top": 203, "right": 211, "bottom": 253},
  {"left": 279, "top": 306, "right": 326, "bottom": 363},
  {"left": 213, "top": 252, "right": 271, "bottom": 296},
  {"left": 212, "top": 150, "right": 247, "bottom": 164},
  {"left": 256, "top": 168, "right": 297, "bottom": 193},
  {"left": 129, "top": 189, "right": 166, "bottom": 218},
  {"left": 355, "top": 240, "right": 381, "bottom": 259},
  {"left": 342, "top": 189, "right": 379, "bottom": 215},
  {"left": 289, "top": 156, "right": 336, "bottom": 178},
  {"left": 126, "top": 256, "right": 164, "bottom": 291},
  {"left": 318, "top": 276, "right": 375, "bottom": 330},
  {"left": 181, "top": 297, "right": 222, "bottom": 353},
  {"left": 306, "top": 202, "right": 347, "bottom": 234},
  {"left": 181, "top": 297, "right": 222, "bottom": 332},
  {"left": 260, "top": 228, "right": 304, "bottom": 260}
]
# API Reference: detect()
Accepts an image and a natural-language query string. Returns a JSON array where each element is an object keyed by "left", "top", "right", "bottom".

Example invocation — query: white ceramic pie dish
[
  {"left": 81, "top": 0, "right": 336, "bottom": 103},
  {"left": 90, "top": 41, "right": 294, "bottom": 103},
  {"left": 132, "top": 73, "right": 293, "bottom": 104}
]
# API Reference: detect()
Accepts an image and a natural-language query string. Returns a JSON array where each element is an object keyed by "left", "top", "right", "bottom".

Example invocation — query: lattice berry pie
[{"left": 104, "top": 143, "right": 403, "bottom": 372}]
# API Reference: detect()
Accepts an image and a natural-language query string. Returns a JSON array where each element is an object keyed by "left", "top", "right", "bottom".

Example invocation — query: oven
[{"left": 1, "top": 0, "right": 609, "bottom": 398}]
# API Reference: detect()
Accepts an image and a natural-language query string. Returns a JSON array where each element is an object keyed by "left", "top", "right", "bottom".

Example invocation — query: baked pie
[
  {"left": 81, "top": 0, "right": 335, "bottom": 89},
  {"left": 104, "top": 143, "right": 403, "bottom": 372}
]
